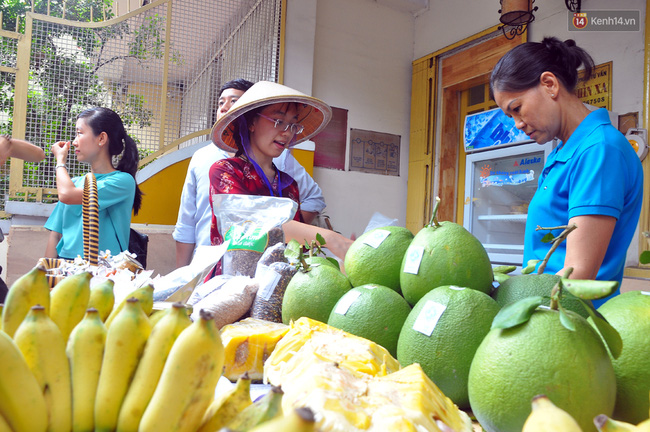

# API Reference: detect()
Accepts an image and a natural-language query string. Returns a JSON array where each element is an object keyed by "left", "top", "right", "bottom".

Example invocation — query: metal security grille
[{"left": 2, "top": 0, "right": 283, "bottom": 210}]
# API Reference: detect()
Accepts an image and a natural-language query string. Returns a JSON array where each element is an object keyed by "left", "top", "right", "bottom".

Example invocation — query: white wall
[{"left": 285, "top": 0, "right": 415, "bottom": 237}]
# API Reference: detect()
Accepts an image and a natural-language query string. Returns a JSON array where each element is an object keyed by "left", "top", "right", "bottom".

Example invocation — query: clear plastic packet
[
  {"left": 190, "top": 275, "right": 259, "bottom": 328},
  {"left": 212, "top": 194, "right": 297, "bottom": 277},
  {"left": 250, "top": 261, "right": 298, "bottom": 323}
]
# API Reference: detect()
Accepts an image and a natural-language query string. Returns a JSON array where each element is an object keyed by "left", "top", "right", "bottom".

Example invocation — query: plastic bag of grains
[
  {"left": 212, "top": 194, "right": 298, "bottom": 278},
  {"left": 250, "top": 261, "right": 298, "bottom": 322},
  {"left": 190, "top": 275, "right": 259, "bottom": 328}
]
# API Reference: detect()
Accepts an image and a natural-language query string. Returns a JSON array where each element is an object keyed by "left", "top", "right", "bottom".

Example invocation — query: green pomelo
[
  {"left": 304, "top": 256, "right": 339, "bottom": 270},
  {"left": 494, "top": 274, "right": 591, "bottom": 318},
  {"left": 468, "top": 308, "right": 616, "bottom": 432},
  {"left": 396, "top": 285, "right": 500, "bottom": 408},
  {"left": 400, "top": 221, "right": 493, "bottom": 305},
  {"left": 594, "top": 290, "right": 650, "bottom": 423},
  {"left": 344, "top": 226, "right": 414, "bottom": 293},
  {"left": 327, "top": 284, "right": 411, "bottom": 357},
  {"left": 282, "top": 264, "right": 352, "bottom": 325}
]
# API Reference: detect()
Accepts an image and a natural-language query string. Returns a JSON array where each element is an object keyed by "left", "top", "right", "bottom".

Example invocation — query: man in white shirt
[{"left": 173, "top": 79, "right": 326, "bottom": 267}]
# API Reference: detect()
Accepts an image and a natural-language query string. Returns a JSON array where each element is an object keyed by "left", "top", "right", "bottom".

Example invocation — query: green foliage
[{"left": 1, "top": 0, "right": 182, "bottom": 198}]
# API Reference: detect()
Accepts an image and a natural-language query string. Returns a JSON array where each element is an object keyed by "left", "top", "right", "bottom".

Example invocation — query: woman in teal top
[
  {"left": 490, "top": 37, "right": 643, "bottom": 306},
  {"left": 45, "top": 107, "right": 143, "bottom": 260}
]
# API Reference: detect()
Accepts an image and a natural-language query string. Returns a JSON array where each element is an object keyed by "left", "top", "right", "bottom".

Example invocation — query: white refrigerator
[{"left": 462, "top": 108, "right": 554, "bottom": 267}]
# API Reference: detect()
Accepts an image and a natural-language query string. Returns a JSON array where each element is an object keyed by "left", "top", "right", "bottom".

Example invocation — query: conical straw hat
[{"left": 211, "top": 81, "right": 332, "bottom": 152}]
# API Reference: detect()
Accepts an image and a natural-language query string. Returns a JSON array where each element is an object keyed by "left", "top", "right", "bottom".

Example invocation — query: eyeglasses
[{"left": 256, "top": 113, "right": 305, "bottom": 135}]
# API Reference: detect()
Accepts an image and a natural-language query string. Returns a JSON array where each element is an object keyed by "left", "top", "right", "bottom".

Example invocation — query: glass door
[{"left": 464, "top": 143, "right": 552, "bottom": 265}]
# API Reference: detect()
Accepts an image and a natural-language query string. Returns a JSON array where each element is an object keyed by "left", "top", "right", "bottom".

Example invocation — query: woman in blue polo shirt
[{"left": 490, "top": 37, "right": 643, "bottom": 306}]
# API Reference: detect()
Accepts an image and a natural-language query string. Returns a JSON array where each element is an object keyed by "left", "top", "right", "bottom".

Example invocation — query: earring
[{"left": 550, "top": 93, "right": 555, "bottom": 97}]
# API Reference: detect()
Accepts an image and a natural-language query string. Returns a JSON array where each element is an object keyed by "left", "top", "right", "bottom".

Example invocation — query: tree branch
[{"left": 536, "top": 224, "right": 577, "bottom": 274}]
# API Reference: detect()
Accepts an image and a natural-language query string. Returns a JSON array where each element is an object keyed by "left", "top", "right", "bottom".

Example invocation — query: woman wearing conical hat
[{"left": 209, "top": 81, "right": 352, "bottom": 268}]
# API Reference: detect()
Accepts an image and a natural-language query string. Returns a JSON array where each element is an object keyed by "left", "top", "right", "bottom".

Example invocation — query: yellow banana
[
  {"left": 1, "top": 263, "right": 50, "bottom": 337},
  {"left": 139, "top": 309, "right": 225, "bottom": 432},
  {"left": 94, "top": 297, "right": 151, "bottom": 432},
  {"left": 197, "top": 373, "right": 253, "bottom": 432},
  {"left": 50, "top": 271, "right": 92, "bottom": 341},
  {"left": 248, "top": 407, "right": 316, "bottom": 432},
  {"left": 13, "top": 305, "right": 72, "bottom": 432},
  {"left": 0, "top": 412, "right": 11, "bottom": 432},
  {"left": 66, "top": 308, "right": 107, "bottom": 432},
  {"left": 637, "top": 419, "right": 650, "bottom": 432},
  {"left": 226, "top": 386, "right": 284, "bottom": 431},
  {"left": 88, "top": 278, "right": 115, "bottom": 321},
  {"left": 594, "top": 414, "right": 639, "bottom": 432},
  {"left": 0, "top": 330, "right": 48, "bottom": 432},
  {"left": 148, "top": 308, "right": 169, "bottom": 327},
  {"left": 104, "top": 284, "right": 154, "bottom": 328},
  {"left": 117, "top": 303, "right": 191, "bottom": 432},
  {"left": 522, "top": 395, "right": 582, "bottom": 432}
]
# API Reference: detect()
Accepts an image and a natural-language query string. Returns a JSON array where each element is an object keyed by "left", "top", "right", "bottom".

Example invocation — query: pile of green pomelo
[{"left": 279, "top": 199, "right": 650, "bottom": 432}]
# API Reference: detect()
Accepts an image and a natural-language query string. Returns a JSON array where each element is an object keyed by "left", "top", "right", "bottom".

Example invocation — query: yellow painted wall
[
  {"left": 132, "top": 158, "right": 190, "bottom": 225},
  {"left": 292, "top": 148, "right": 314, "bottom": 176}
]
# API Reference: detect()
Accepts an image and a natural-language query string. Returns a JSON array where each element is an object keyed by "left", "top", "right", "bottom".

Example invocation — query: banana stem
[
  {"left": 428, "top": 196, "right": 442, "bottom": 228},
  {"left": 536, "top": 224, "right": 577, "bottom": 274}
]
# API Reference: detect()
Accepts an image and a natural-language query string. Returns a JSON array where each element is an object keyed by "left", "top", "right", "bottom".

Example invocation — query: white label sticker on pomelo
[
  {"left": 538, "top": 305, "right": 551, "bottom": 310},
  {"left": 449, "top": 286, "right": 465, "bottom": 291},
  {"left": 334, "top": 290, "right": 362, "bottom": 316},
  {"left": 412, "top": 300, "right": 446, "bottom": 337},
  {"left": 642, "top": 291, "right": 650, "bottom": 296},
  {"left": 363, "top": 229, "right": 391, "bottom": 249},
  {"left": 403, "top": 246, "right": 425, "bottom": 274},
  {"left": 257, "top": 266, "right": 282, "bottom": 301}
]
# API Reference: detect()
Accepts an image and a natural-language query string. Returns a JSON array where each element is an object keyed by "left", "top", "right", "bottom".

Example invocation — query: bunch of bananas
[
  {"left": 0, "top": 263, "right": 240, "bottom": 432},
  {"left": 522, "top": 394, "right": 650, "bottom": 432}
]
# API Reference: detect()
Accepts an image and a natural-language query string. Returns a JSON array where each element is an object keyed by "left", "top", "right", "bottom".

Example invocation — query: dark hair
[
  {"left": 77, "top": 107, "right": 143, "bottom": 215},
  {"left": 219, "top": 78, "right": 254, "bottom": 98},
  {"left": 490, "top": 37, "right": 595, "bottom": 95}
]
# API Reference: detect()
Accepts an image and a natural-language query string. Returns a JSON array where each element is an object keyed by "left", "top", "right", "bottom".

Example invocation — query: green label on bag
[{"left": 224, "top": 222, "right": 268, "bottom": 252}]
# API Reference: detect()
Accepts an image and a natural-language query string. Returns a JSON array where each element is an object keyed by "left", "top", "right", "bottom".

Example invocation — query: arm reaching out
[
  {"left": 0, "top": 136, "right": 45, "bottom": 164},
  {"left": 282, "top": 220, "right": 353, "bottom": 262}
]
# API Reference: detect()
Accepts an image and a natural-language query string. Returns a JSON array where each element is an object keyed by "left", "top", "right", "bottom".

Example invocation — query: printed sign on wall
[
  {"left": 349, "top": 129, "right": 400, "bottom": 176},
  {"left": 575, "top": 61, "right": 612, "bottom": 110}
]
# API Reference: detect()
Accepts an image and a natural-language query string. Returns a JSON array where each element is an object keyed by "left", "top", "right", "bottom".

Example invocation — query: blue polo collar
[{"left": 553, "top": 108, "right": 610, "bottom": 162}]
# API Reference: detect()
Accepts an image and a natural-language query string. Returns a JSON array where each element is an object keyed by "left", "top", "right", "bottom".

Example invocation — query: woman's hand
[
  {"left": 282, "top": 220, "right": 354, "bottom": 262},
  {"left": 51, "top": 141, "right": 71, "bottom": 164}
]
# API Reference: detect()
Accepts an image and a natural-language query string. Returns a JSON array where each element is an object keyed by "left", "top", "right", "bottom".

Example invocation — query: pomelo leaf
[
  {"left": 284, "top": 239, "right": 302, "bottom": 260},
  {"left": 558, "top": 303, "right": 576, "bottom": 331},
  {"left": 494, "top": 272, "right": 510, "bottom": 285},
  {"left": 561, "top": 279, "right": 618, "bottom": 300},
  {"left": 579, "top": 299, "right": 623, "bottom": 359},
  {"left": 316, "top": 233, "right": 326, "bottom": 246},
  {"left": 326, "top": 257, "right": 341, "bottom": 270},
  {"left": 640, "top": 250, "right": 650, "bottom": 264},
  {"left": 493, "top": 265, "right": 516, "bottom": 274},
  {"left": 491, "top": 296, "right": 544, "bottom": 330},
  {"left": 541, "top": 233, "right": 555, "bottom": 243},
  {"left": 521, "top": 260, "right": 540, "bottom": 275}
]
